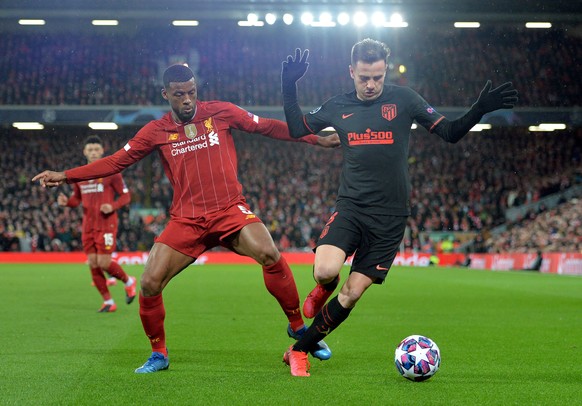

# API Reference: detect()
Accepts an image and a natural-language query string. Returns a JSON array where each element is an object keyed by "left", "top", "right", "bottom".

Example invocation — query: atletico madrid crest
[{"left": 382, "top": 104, "right": 397, "bottom": 121}]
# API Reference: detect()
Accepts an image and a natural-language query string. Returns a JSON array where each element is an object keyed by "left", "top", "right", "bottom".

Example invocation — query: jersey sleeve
[
  {"left": 303, "top": 103, "right": 334, "bottom": 135},
  {"left": 65, "top": 123, "right": 157, "bottom": 183},
  {"left": 66, "top": 183, "right": 82, "bottom": 208},
  {"left": 110, "top": 174, "right": 131, "bottom": 211},
  {"left": 220, "top": 102, "right": 319, "bottom": 145},
  {"left": 405, "top": 88, "right": 445, "bottom": 133}
]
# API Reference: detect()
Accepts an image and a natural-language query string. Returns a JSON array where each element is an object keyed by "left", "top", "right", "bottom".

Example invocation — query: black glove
[
  {"left": 472, "top": 80, "right": 519, "bottom": 114},
  {"left": 281, "top": 48, "right": 309, "bottom": 93}
]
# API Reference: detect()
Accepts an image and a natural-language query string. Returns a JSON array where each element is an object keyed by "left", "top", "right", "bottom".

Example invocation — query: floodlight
[
  {"left": 265, "top": 13, "right": 277, "bottom": 25},
  {"left": 300, "top": 12, "right": 314, "bottom": 25}
]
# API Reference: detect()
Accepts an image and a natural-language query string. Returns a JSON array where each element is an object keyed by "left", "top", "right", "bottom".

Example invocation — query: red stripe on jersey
[{"left": 429, "top": 116, "right": 446, "bottom": 133}]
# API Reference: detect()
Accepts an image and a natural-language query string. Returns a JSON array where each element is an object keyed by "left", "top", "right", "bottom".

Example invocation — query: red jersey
[
  {"left": 65, "top": 101, "right": 319, "bottom": 220},
  {"left": 66, "top": 173, "right": 130, "bottom": 233}
]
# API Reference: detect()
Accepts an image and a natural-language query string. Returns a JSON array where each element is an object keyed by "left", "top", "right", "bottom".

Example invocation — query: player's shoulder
[
  {"left": 145, "top": 112, "right": 173, "bottom": 129},
  {"left": 382, "top": 84, "right": 425, "bottom": 104},
  {"left": 327, "top": 91, "right": 355, "bottom": 104},
  {"left": 198, "top": 100, "right": 237, "bottom": 115},
  {"left": 385, "top": 84, "right": 419, "bottom": 97},
  {"left": 198, "top": 100, "right": 257, "bottom": 123},
  {"left": 316, "top": 92, "right": 355, "bottom": 112}
]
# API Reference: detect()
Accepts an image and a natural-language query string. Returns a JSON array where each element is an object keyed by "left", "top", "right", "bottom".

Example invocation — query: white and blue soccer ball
[{"left": 394, "top": 335, "right": 441, "bottom": 381}]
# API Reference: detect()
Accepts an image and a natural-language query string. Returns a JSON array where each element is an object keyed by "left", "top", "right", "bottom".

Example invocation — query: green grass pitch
[{"left": 1, "top": 263, "right": 581, "bottom": 405}]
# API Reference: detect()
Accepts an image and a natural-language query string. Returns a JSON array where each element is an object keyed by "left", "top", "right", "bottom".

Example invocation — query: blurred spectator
[
  {"left": 2, "top": 125, "right": 580, "bottom": 253},
  {"left": 486, "top": 198, "right": 582, "bottom": 253},
  {"left": 0, "top": 27, "right": 579, "bottom": 108}
]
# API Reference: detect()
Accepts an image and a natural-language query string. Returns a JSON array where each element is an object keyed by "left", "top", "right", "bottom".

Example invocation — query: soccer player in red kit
[
  {"left": 33, "top": 64, "right": 339, "bottom": 373},
  {"left": 57, "top": 135, "right": 137, "bottom": 312},
  {"left": 57, "top": 135, "right": 137, "bottom": 313}
]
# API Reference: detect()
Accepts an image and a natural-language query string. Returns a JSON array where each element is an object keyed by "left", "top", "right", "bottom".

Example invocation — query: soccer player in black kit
[{"left": 280, "top": 38, "right": 518, "bottom": 376}]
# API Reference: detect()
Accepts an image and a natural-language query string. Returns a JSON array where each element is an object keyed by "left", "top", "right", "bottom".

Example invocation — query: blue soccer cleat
[
  {"left": 287, "top": 324, "right": 332, "bottom": 361},
  {"left": 134, "top": 351, "right": 169, "bottom": 374}
]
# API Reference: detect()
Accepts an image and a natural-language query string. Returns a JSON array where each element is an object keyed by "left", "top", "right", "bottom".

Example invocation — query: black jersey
[{"left": 303, "top": 85, "right": 444, "bottom": 216}]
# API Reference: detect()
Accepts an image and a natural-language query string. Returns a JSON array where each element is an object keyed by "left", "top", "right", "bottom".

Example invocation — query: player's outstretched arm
[
  {"left": 281, "top": 48, "right": 312, "bottom": 138},
  {"left": 315, "top": 133, "right": 341, "bottom": 148},
  {"left": 433, "top": 80, "right": 518, "bottom": 143},
  {"left": 32, "top": 170, "right": 67, "bottom": 188},
  {"left": 254, "top": 117, "right": 339, "bottom": 148}
]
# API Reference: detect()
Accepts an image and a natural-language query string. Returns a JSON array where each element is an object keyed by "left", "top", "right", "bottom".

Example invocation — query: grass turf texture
[{"left": 1, "top": 263, "right": 581, "bottom": 405}]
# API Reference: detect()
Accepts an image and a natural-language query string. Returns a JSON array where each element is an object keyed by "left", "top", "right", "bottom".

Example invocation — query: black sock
[
  {"left": 293, "top": 296, "right": 352, "bottom": 353},
  {"left": 322, "top": 275, "right": 340, "bottom": 291}
]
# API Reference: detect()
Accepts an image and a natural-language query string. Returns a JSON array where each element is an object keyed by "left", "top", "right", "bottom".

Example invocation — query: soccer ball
[{"left": 394, "top": 335, "right": 441, "bottom": 381}]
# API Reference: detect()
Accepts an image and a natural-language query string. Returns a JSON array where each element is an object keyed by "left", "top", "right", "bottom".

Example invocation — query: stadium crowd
[
  {"left": 1, "top": 25, "right": 580, "bottom": 254},
  {"left": 0, "top": 27, "right": 579, "bottom": 108},
  {"left": 485, "top": 197, "right": 581, "bottom": 254},
  {"left": 1, "top": 127, "right": 580, "bottom": 253}
]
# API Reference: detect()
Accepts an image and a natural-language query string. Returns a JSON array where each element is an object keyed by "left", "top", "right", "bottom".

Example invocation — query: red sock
[
  {"left": 263, "top": 256, "right": 304, "bottom": 331},
  {"left": 91, "top": 267, "right": 111, "bottom": 300},
  {"left": 106, "top": 261, "right": 129, "bottom": 283},
  {"left": 139, "top": 293, "right": 167, "bottom": 356}
]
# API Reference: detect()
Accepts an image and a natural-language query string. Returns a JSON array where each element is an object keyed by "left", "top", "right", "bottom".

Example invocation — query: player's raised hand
[
  {"left": 473, "top": 80, "right": 519, "bottom": 114},
  {"left": 316, "top": 132, "right": 341, "bottom": 149},
  {"left": 282, "top": 48, "right": 310, "bottom": 87},
  {"left": 32, "top": 170, "right": 67, "bottom": 188}
]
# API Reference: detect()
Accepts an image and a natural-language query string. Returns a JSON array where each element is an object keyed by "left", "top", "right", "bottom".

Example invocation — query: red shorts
[
  {"left": 155, "top": 199, "right": 263, "bottom": 258},
  {"left": 82, "top": 230, "right": 117, "bottom": 255}
]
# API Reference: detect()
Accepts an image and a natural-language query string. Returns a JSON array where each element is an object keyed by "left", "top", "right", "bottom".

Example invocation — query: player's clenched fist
[{"left": 32, "top": 170, "right": 67, "bottom": 188}]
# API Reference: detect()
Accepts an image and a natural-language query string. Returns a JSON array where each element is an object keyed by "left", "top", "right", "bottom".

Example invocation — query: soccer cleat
[
  {"left": 134, "top": 351, "right": 169, "bottom": 374},
  {"left": 125, "top": 276, "right": 137, "bottom": 305},
  {"left": 283, "top": 345, "right": 310, "bottom": 377},
  {"left": 302, "top": 276, "right": 339, "bottom": 319},
  {"left": 97, "top": 303, "right": 117, "bottom": 313},
  {"left": 287, "top": 324, "right": 332, "bottom": 361}
]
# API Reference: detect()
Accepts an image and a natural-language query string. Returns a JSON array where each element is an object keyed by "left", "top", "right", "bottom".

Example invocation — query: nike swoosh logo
[
  {"left": 376, "top": 264, "right": 389, "bottom": 271},
  {"left": 342, "top": 113, "right": 354, "bottom": 119}
]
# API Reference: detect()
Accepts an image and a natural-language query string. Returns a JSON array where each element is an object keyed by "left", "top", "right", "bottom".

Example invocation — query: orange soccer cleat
[
  {"left": 125, "top": 276, "right": 137, "bottom": 304},
  {"left": 97, "top": 303, "right": 117, "bottom": 313},
  {"left": 283, "top": 345, "right": 311, "bottom": 377}
]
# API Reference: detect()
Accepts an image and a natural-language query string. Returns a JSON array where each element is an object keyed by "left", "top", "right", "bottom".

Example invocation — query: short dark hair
[
  {"left": 163, "top": 64, "right": 195, "bottom": 88},
  {"left": 351, "top": 38, "right": 391, "bottom": 66},
  {"left": 84, "top": 135, "right": 103, "bottom": 146}
]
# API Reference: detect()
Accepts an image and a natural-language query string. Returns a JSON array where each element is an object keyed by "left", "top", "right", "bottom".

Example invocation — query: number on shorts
[
  {"left": 103, "top": 233, "right": 114, "bottom": 247},
  {"left": 237, "top": 205, "right": 254, "bottom": 215}
]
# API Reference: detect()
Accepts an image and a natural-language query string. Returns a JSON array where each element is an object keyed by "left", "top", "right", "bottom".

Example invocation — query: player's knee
[
  {"left": 313, "top": 264, "right": 340, "bottom": 285},
  {"left": 255, "top": 246, "right": 280, "bottom": 267},
  {"left": 140, "top": 272, "right": 163, "bottom": 296},
  {"left": 97, "top": 260, "right": 110, "bottom": 271}
]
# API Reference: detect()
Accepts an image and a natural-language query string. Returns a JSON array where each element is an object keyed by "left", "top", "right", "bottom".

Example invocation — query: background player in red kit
[
  {"left": 57, "top": 135, "right": 136, "bottom": 313},
  {"left": 280, "top": 39, "right": 518, "bottom": 376},
  {"left": 33, "top": 64, "right": 339, "bottom": 373}
]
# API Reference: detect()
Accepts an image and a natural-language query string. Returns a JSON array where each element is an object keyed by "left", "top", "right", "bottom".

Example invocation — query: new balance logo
[
  {"left": 342, "top": 113, "right": 354, "bottom": 119},
  {"left": 208, "top": 131, "right": 219, "bottom": 146}
]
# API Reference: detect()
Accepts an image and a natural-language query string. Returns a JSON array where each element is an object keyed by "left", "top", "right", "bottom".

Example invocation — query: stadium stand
[
  {"left": 1, "top": 126, "right": 579, "bottom": 253},
  {"left": 0, "top": 27, "right": 579, "bottom": 107},
  {"left": 1, "top": 25, "right": 580, "bottom": 254}
]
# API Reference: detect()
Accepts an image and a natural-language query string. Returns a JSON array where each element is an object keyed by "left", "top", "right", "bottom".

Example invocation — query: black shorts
[{"left": 316, "top": 202, "right": 407, "bottom": 284}]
